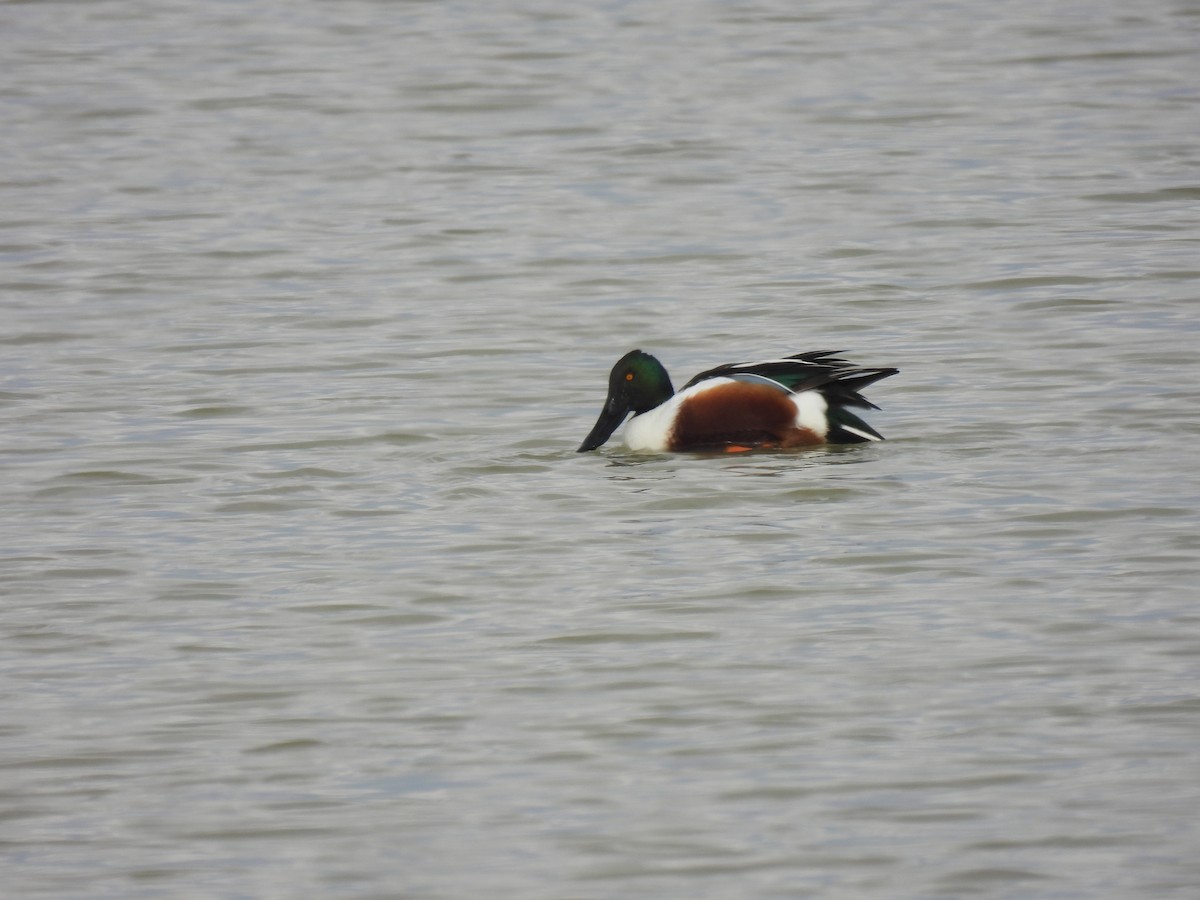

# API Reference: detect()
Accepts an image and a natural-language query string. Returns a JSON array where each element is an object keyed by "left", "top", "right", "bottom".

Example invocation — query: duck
[{"left": 578, "top": 349, "right": 897, "bottom": 453}]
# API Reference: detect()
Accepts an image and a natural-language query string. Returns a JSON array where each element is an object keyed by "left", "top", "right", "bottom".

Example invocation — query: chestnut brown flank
[{"left": 668, "top": 383, "right": 822, "bottom": 451}]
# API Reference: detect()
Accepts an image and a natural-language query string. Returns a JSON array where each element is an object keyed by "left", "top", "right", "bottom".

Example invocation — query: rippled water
[{"left": 3, "top": 1, "right": 1199, "bottom": 897}]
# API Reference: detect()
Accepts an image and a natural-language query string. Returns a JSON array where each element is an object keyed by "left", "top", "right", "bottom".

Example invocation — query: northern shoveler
[{"left": 578, "top": 350, "right": 898, "bottom": 453}]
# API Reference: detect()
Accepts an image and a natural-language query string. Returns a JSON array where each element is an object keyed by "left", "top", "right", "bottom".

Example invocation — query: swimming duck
[{"left": 578, "top": 349, "right": 897, "bottom": 453}]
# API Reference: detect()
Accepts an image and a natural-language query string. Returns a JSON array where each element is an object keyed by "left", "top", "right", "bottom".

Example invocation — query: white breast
[{"left": 622, "top": 378, "right": 738, "bottom": 452}]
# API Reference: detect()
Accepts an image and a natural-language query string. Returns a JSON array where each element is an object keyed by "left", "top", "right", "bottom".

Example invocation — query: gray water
[{"left": 3, "top": 1, "right": 1199, "bottom": 897}]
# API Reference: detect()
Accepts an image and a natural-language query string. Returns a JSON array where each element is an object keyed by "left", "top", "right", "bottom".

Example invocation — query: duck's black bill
[{"left": 577, "top": 400, "right": 628, "bottom": 452}]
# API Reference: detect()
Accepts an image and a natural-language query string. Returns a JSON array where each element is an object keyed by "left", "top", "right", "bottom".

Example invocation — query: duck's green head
[{"left": 577, "top": 349, "right": 675, "bottom": 452}]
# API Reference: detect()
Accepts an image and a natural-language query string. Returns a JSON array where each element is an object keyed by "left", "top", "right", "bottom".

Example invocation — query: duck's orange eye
[{"left": 625, "top": 372, "right": 634, "bottom": 381}]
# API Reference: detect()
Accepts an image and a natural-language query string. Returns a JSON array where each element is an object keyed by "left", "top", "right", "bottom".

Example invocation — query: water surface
[{"left": 2, "top": 1, "right": 1199, "bottom": 897}]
